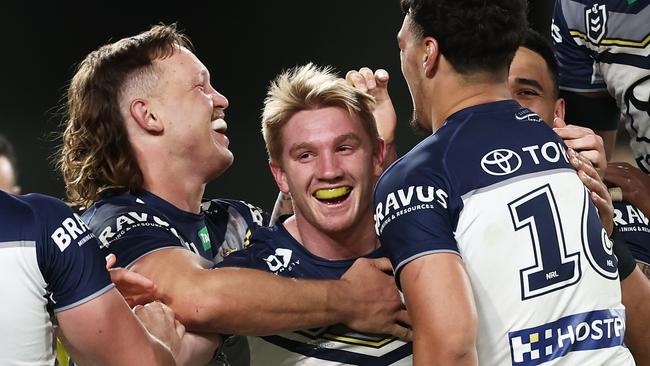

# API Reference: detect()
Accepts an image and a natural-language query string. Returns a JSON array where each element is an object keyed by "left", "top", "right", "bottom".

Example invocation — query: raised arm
[{"left": 346, "top": 67, "right": 398, "bottom": 167}]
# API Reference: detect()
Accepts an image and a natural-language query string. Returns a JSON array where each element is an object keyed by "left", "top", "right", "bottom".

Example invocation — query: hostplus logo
[{"left": 509, "top": 309, "right": 625, "bottom": 365}]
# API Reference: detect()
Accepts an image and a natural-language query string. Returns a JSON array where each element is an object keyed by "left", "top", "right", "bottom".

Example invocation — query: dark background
[{"left": 0, "top": 1, "right": 553, "bottom": 211}]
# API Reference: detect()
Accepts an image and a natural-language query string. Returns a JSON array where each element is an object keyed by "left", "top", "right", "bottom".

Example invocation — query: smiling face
[
  {"left": 270, "top": 106, "right": 383, "bottom": 235},
  {"left": 508, "top": 47, "right": 563, "bottom": 126},
  {"left": 149, "top": 47, "right": 232, "bottom": 181}
]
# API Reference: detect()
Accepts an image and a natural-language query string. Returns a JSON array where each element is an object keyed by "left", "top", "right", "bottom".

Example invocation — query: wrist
[{"left": 327, "top": 279, "right": 354, "bottom": 325}]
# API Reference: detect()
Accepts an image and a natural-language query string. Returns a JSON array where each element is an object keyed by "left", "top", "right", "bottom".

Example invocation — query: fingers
[
  {"left": 395, "top": 309, "right": 411, "bottom": 328},
  {"left": 359, "top": 67, "right": 376, "bottom": 90},
  {"left": 346, "top": 67, "right": 390, "bottom": 96},
  {"left": 390, "top": 324, "right": 413, "bottom": 342},
  {"left": 174, "top": 319, "right": 186, "bottom": 338},
  {"left": 366, "top": 257, "right": 394, "bottom": 273},
  {"left": 374, "top": 69, "right": 389, "bottom": 86},
  {"left": 556, "top": 127, "right": 606, "bottom": 172},
  {"left": 105, "top": 253, "right": 116, "bottom": 270},
  {"left": 346, "top": 70, "right": 368, "bottom": 93},
  {"left": 608, "top": 187, "right": 623, "bottom": 202}
]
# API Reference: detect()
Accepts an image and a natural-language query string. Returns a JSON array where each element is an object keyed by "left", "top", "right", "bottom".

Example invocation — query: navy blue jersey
[
  {"left": 218, "top": 224, "right": 412, "bottom": 365},
  {"left": 374, "top": 100, "right": 632, "bottom": 365},
  {"left": 0, "top": 191, "right": 112, "bottom": 364},
  {"left": 553, "top": 0, "right": 650, "bottom": 173},
  {"left": 81, "top": 190, "right": 269, "bottom": 268},
  {"left": 614, "top": 201, "right": 650, "bottom": 265}
]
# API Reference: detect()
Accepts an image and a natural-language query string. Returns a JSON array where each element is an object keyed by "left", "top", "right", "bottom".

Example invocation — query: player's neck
[
  {"left": 285, "top": 215, "right": 379, "bottom": 260},
  {"left": 142, "top": 175, "right": 206, "bottom": 214},
  {"left": 429, "top": 72, "right": 511, "bottom": 132}
]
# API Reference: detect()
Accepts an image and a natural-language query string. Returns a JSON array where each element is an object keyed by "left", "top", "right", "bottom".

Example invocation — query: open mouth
[
  {"left": 211, "top": 118, "right": 228, "bottom": 133},
  {"left": 313, "top": 186, "right": 352, "bottom": 205}
]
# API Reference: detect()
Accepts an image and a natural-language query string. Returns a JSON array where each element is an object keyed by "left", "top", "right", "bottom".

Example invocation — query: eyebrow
[
  {"left": 287, "top": 133, "right": 363, "bottom": 156},
  {"left": 512, "top": 77, "right": 544, "bottom": 92}
]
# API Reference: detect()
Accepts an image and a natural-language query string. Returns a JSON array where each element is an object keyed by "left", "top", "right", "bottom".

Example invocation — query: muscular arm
[
  {"left": 57, "top": 288, "right": 176, "bottom": 365},
  {"left": 131, "top": 248, "right": 408, "bottom": 336},
  {"left": 400, "top": 253, "right": 478, "bottom": 366}
]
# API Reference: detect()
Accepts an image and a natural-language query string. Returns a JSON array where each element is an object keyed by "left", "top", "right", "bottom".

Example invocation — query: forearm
[{"left": 163, "top": 266, "right": 349, "bottom": 335}]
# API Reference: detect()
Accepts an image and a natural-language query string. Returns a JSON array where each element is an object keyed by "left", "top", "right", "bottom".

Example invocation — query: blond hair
[
  {"left": 59, "top": 24, "right": 191, "bottom": 208},
  {"left": 262, "top": 63, "right": 378, "bottom": 165}
]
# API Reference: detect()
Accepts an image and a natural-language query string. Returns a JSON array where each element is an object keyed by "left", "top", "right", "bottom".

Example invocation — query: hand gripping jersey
[
  {"left": 614, "top": 201, "right": 650, "bottom": 266},
  {"left": 0, "top": 192, "right": 112, "bottom": 365},
  {"left": 218, "top": 224, "right": 413, "bottom": 366},
  {"left": 553, "top": 0, "right": 650, "bottom": 173},
  {"left": 374, "top": 101, "right": 634, "bottom": 366},
  {"left": 81, "top": 190, "right": 269, "bottom": 267}
]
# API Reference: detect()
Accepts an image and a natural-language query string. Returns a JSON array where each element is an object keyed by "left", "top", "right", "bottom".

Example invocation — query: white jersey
[
  {"left": 553, "top": 0, "right": 650, "bottom": 173},
  {"left": 374, "top": 101, "right": 634, "bottom": 365}
]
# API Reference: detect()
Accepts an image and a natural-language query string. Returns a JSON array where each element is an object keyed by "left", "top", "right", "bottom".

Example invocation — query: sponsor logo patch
[{"left": 509, "top": 309, "right": 625, "bottom": 365}]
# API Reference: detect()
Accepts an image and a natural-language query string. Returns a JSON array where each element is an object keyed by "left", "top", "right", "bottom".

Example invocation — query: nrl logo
[{"left": 585, "top": 4, "right": 607, "bottom": 44}]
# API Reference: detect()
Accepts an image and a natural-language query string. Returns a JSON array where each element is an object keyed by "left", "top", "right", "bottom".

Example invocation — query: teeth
[
  {"left": 314, "top": 187, "right": 351, "bottom": 200},
  {"left": 211, "top": 118, "right": 227, "bottom": 132}
]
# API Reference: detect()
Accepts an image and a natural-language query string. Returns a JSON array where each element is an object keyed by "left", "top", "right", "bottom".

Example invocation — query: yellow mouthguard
[{"left": 314, "top": 187, "right": 351, "bottom": 200}]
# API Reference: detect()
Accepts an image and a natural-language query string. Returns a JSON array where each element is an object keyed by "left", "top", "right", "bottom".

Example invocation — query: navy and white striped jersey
[
  {"left": 81, "top": 190, "right": 269, "bottom": 268},
  {"left": 374, "top": 100, "right": 633, "bottom": 365},
  {"left": 218, "top": 223, "right": 413, "bottom": 365},
  {"left": 553, "top": 0, "right": 650, "bottom": 173},
  {"left": 0, "top": 191, "right": 112, "bottom": 365}
]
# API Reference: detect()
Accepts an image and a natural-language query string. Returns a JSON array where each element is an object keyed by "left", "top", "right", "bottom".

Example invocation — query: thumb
[{"left": 368, "top": 257, "right": 394, "bottom": 273}]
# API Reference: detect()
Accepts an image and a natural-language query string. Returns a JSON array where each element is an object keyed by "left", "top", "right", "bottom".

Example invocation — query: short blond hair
[{"left": 262, "top": 63, "right": 378, "bottom": 165}]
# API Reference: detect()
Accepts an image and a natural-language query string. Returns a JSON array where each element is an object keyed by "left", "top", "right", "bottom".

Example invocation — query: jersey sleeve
[
  {"left": 374, "top": 166, "right": 458, "bottom": 288},
  {"left": 203, "top": 199, "right": 271, "bottom": 262},
  {"left": 552, "top": 0, "right": 608, "bottom": 93},
  {"left": 28, "top": 194, "right": 113, "bottom": 312},
  {"left": 82, "top": 205, "right": 185, "bottom": 268},
  {"left": 214, "top": 230, "right": 277, "bottom": 272}
]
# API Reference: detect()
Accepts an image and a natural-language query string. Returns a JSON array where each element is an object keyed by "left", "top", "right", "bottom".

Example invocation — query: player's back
[{"left": 374, "top": 100, "right": 633, "bottom": 365}]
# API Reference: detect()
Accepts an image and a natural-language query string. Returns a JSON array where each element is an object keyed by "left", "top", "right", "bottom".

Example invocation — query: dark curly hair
[
  {"left": 400, "top": 0, "right": 528, "bottom": 77},
  {"left": 59, "top": 24, "right": 192, "bottom": 208}
]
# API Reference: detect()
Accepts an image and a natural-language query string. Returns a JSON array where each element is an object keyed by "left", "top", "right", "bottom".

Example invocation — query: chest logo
[
  {"left": 585, "top": 4, "right": 607, "bottom": 45},
  {"left": 264, "top": 248, "right": 293, "bottom": 272},
  {"left": 481, "top": 149, "right": 522, "bottom": 176}
]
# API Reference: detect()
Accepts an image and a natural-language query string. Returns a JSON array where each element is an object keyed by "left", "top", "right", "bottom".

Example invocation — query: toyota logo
[{"left": 481, "top": 149, "right": 522, "bottom": 176}]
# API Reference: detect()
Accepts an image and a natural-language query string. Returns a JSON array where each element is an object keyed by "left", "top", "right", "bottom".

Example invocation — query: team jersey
[
  {"left": 81, "top": 190, "right": 269, "bottom": 268},
  {"left": 0, "top": 192, "right": 112, "bottom": 365},
  {"left": 614, "top": 201, "right": 650, "bottom": 265},
  {"left": 374, "top": 100, "right": 633, "bottom": 366},
  {"left": 217, "top": 223, "right": 413, "bottom": 366},
  {"left": 552, "top": 0, "right": 650, "bottom": 173}
]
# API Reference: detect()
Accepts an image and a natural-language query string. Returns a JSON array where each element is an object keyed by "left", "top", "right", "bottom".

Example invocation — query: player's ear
[
  {"left": 130, "top": 99, "right": 163, "bottom": 134},
  {"left": 374, "top": 139, "right": 386, "bottom": 176},
  {"left": 423, "top": 37, "right": 440, "bottom": 78},
  {"left": 269, "top": 160, "right": 290, "bottom": 194},
  {"left": 554, "top": 98, "right": 566, "bottom": 122}
]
